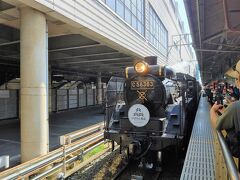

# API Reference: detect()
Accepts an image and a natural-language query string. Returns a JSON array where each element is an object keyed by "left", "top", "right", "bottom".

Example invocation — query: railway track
[
  {"left": 0, "top": 121, "right": 185, "bottom": 180},
  {"left": 0, "top": 122, "right": 111, "bottom": 180},
  {"left": 113, "top": 161, "right": 162, "bottom": 180},
  {"left": 113, "top": 146, "right": 185, "bottom": 180},
  {"left": 66, "top": 143, "right": 184, "bottom": 179}
]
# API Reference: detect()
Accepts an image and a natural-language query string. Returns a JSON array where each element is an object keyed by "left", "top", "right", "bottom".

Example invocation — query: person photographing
[{"left": 210, "top": 60, "right": 240, "bottom": 159}]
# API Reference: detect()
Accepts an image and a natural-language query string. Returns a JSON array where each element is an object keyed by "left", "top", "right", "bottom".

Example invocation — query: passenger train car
[{"left": 104, "top": 59, "right": 201, "bottom": 169}]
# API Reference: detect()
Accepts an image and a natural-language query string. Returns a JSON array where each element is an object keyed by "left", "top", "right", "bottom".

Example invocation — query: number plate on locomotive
[{"left": 131, "top": 80, "right": 154, "bottom": 90}]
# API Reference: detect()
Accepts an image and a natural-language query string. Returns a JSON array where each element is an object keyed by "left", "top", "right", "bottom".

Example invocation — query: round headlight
[{"left": 134, "top": 61, "right": 149, "bottom": 74}]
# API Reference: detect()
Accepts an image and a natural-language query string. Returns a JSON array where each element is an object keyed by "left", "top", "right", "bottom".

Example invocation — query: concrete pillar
[
  {"left": 20, "top": 7, "right": 49, "bottom": 162},
  {"left": 97, "top": 72, "right": 102, "bottom": 104}
]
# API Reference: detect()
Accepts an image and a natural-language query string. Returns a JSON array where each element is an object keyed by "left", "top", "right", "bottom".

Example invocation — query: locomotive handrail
[
  {"left": 216, "top": 130, "right": 239, "bottom": 180},
  {"left": 106, "top": 104, "right": 119, "bottom": 108}
]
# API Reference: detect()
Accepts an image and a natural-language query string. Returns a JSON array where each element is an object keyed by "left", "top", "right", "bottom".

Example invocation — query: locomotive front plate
[
  {"left": 128, "top": 104, "right": 150, "bottom": 127},
  {"left": 131, "top": 80, "right": 154, "bottom": 90}
]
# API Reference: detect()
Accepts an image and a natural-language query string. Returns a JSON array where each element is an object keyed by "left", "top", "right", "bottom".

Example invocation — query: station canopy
[
  {"left": 184, "top": 0, "right": 240, "bottom": 83},
  {"left": 0, "top": 0, "right": 134, "bottom": 84}
]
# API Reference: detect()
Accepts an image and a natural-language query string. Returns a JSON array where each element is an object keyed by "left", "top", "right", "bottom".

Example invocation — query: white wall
[{"left": 147, "top": 0, "right": 194, "bottom": 68}]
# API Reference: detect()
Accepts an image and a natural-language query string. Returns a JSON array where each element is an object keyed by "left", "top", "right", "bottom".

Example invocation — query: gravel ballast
[{"left": 67, "top": 148, "right": 127, "bottom": 180}]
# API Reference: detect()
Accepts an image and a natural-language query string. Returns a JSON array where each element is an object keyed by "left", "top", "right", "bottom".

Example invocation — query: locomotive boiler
[{"left": 104, "top": 59, "right": 199, "bottom": 169}]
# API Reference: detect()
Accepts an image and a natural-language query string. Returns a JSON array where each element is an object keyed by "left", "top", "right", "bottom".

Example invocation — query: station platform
[
  {"left": 181, "top": 96, "right": 215, "bottom": 179},
  {"left": 0, "top": 106, "right": 104, "bottom": 166}
]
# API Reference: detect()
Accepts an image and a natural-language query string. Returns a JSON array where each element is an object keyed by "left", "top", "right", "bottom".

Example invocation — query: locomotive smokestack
[
  {"left": 133, "top": 56, "right": 157, "bottom": 66},
  {"left": 144, "top": 56, "right": 157, "bottom": 65}
]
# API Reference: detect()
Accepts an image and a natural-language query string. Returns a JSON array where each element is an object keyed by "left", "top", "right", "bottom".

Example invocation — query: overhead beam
[
  {"left": 0, "top": 62, "right": 19, "bottom": 66},
  {"left": 67, "top": 63, "right": 126, "bottom": 70},
  {"left": 52, "top": 81, "right": 69, "bottom": 89},
  {"left": 49, "top": 43, "right": 103, "bottom": 52},
  {"left": 51, "top": 51, "right": 120, "bottom": 60},
  {"left": 52, "top": 68, "right": 110, "bottom": 78},
  {"left": 0, "top": 54, "right": 19, "bottom": 59},
  {"left": 204, "top": 42, "right": 240, "bottom": 49},
  {"left": 75, "top": 64, "right": 127, "bottom": 70},
  {"left": 0, "top": 58, "right": 18, "bottom": 63},
  {"left": 56, "top": 61, "right": 133, "bottom": 69},
  {"left": 58, "top": 57, "right": 132, "bottom": 65},
  {"left": 0, "top": 1, "right": 15, "bottom": 10},
  {"left": 0, "top": 34, "right": 92, "bottom": 47},
  {"left": 203, "top": 31, "right": 225, "bottom": 43},
  {"left": 73, "top": 65, "right": 131, "bottom": 71},
  {"left": 195, "top": 49, "right": 240, "bottom": 53},
  {"left": 0, "top": 40, "right": 20, "bottom": 47},
  {"left": 82, "top": 67, "right": 125, "bottom": 73},
  {"left": 57, "top": 65, "right": 125, "bottom": 72},
  {"left": 95, "top": 61, "right": 133, "bottom": 66},
  {"left": 52, "top": 59, "right": 133, "bottom": 65}
]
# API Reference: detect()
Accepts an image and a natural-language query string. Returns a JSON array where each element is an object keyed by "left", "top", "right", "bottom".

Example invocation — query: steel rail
[
  {"left": 0, "top": 133, "right": 104, "bottom": 180},
  {"left": 31, "top": 140, "right": 105, "bottom": 180},
  {"left": 216, "top": 131, "right": 239, "bottom": 180}
]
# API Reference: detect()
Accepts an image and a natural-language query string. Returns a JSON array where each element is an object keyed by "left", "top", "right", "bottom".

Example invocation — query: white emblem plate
[{"left": 128, "top": 104, "right": 150, "bottom": 127}]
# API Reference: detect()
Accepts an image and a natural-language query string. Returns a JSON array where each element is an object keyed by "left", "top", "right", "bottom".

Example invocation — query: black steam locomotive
[{"left": 104, "top": 59, "right": 200, "bottom": 169}]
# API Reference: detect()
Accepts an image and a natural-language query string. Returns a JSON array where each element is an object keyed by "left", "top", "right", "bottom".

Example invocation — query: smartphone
[{"left": 217, "top": 110, "right": 222, "bottom": 116}]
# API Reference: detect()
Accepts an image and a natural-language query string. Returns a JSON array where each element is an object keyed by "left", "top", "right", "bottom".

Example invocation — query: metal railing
[
  {"left": 60, "top": 122, "right": 104, "bottom": 145},
  {"left": 216, "top": 131, "right": 239, "bottom": 180},
  {"left": 0, "top": 126, "right": 107, "bottom": 180}
]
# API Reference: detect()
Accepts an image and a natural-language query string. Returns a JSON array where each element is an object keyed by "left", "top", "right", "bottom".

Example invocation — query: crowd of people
[
  {"left": 205, "top": 61, "right": 240, "bottom": 166},
  {"left": 205, "top": 82, "right": 239, "bottom": 106}
]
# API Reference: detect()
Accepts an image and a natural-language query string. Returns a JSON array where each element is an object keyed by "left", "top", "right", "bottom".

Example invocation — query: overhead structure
[
  {"left": 184, "top": 0, "right": 240, "bottom": 82},
  {"left": 0, "top": 0, "right": 134, "bottom": 82}
]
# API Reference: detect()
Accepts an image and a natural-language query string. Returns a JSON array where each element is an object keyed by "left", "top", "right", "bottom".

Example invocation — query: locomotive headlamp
[{"left": 134, "top": 61, "right": 149, "bottom": 74}]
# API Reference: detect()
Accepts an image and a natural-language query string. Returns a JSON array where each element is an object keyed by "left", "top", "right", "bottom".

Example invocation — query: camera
[{"left": 215, "top": 85, "right": 224, "bottom": 105}]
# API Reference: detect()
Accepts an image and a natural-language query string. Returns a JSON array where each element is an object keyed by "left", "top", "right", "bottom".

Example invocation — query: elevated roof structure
[
  {"left": 184, "top": 0, "right": 240, "bottom": 82},
  {"left": 0, "top": 0, "right": 134, "bottom": 83}
]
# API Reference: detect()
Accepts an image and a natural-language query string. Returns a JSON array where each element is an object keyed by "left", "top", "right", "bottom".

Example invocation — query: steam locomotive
[{"left": 104, "top": 58, "right": 200, "bottom": 169}]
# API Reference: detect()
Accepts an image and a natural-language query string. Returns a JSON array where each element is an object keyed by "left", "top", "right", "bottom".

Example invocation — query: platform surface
[
  {"left": 180, "top": 97, "right": 215, "bottom": 180},
  {"left": 0, "top": 106, "right": 103, "bottom": 166}
]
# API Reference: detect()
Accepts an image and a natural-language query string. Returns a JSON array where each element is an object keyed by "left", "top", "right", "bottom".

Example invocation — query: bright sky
[
  {"left": 178, "top": 0, "right": 191, "bottom": 35},
  {"left": 177, "top": 1, "right": 201, "bottom": 82},
  {"left": 178, "top": 1, "right": 195, "bottom": 56}
]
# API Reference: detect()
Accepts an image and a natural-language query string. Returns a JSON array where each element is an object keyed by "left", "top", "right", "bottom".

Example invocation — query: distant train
[{"left": 104, "top": 59, "right": 201, "bottom": 169}]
